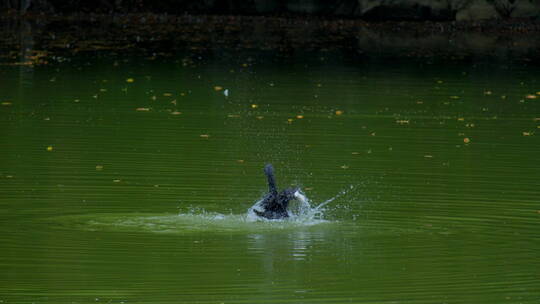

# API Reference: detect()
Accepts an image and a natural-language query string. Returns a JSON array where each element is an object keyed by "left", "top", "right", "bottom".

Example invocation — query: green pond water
[{"left": 1, "top": 53, "right": 539, "bottom": 304}]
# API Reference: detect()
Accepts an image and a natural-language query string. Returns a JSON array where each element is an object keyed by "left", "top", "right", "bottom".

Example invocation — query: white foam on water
[
  {"left": 53, "top": 188, "right": 352, "bottom": 234},
  {"left": 245, "top": 188, "right": 351, "bottom": 224}
]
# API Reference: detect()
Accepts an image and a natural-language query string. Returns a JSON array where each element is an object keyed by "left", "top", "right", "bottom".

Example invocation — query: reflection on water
[{"left": 1, "top": 53, "right": 539, "bottom": 303}]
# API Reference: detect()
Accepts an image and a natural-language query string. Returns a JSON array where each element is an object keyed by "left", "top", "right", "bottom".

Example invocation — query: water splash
[
  {"left": 246, "top": 186, "right": 353, "bottom": 223},
  {"left": 49, "top": 188, "right": 352, "bottom": 234}
]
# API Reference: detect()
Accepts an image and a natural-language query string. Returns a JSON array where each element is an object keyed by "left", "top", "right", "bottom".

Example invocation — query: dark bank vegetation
[
  {"left": 1, "top": 0, "right": 540, "bottom": 67},
  {"left": 1, "top": 0, "right": 539, "bottom": 21}
]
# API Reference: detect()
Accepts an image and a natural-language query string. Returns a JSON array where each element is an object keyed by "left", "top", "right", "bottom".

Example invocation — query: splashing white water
[
  {"left": 51, "top": 187, "right": 353, "bottom": 234},
  {"left": 246, "top": 187, "right": 352, "bottom": 223}
]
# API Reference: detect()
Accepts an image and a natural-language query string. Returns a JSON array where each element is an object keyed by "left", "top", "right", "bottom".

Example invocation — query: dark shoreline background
[{"left": 2, "top": 12, "right": 540, "bottom": 66}]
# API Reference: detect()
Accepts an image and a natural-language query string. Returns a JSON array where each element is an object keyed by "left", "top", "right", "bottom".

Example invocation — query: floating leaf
[
  {"left": 163, "top": 93, "right": 172, "bottom": 97},
  {"left": 525, "top": 94, "right": 537, "bottom": 99},
  {"left": 296, "top": 115, "right": 304, "bottom": 119},
  {"left": 200, "top": 134, "right": 210, "bottom": 138},
  {"left": 171, "top": 111, "right": 182, "bottom": 115},
  {"left": 1, "top": 102, "right": 12, "bottom": 106},
  {"left": 126, "top": 78, "right": 134, "bottom": 83},
  {"left": 251, "top": 104, "right": 258, "bottom": 109},
  {"left": 340, "top": 165, "right": 349, "bottom": 169},
  {"left": 335, "top": 110, "right": 343, "bottom": 115},
  {"left": 463, "top": 137, "right": 471, "bottom": 144},
  {"left": 136, "top": 107, "right": 150, "bottom": 111},
  {"left": 95, "top": 165, "right": 104, "bottom": 171},
  {"left": 46, "top": 146, "right": 53, "bottom": 151},
  {"left": 214, "top": 86, "right": 223, "bottom": 91}
]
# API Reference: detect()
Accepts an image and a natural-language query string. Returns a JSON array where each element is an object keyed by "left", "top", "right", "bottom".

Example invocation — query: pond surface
[{"left": 1, "top": 53, "right": 539, "bottom": 304}]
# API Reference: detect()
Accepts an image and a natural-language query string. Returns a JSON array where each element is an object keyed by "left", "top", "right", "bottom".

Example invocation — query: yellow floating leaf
[
  {"left": 340, "top": 165, "right": 349, "bottom": 169},
  {"left": 256, "top": 116, "right": 264, "bottom": 120},
  {"left": 251, "top": 104, "right": 258, "bottom": 109},
  {"left": 237, "top": 160, "right": 245, "bottom": 163},
  {"left": 200, "top": 134, "right": 210, "bottom": 138},
  {"left": 1, "top": 102, "right": 12, "bottom": 106},
  {"left": 296, "top": 115, "right": 304, "bottom": 119},
  {"left": 522, "top": 132, "right": 532, "bottom": 136},
  {"left": 126, "top": 78, "right": 134, "bottom": 83},
  {"left": 287, "top": 118, "right": 294, "bottom": 123},
  {"left": 351, "top": 152, "right": 359, "bottom": 155},
  {"left": 227, "top": 114, "right": 240, "bottom": 118},
  {"left": 46, "top": 146, "right": 53, "bottom": 151},
  {"left": 457, "top": 117, "right": 465, "bottom": 121},
  {"left": 113, "top": 179, "right": 121, "bottom": 183},
  {"left": 171, "top": 111, "right": 182, "bottom": 115},
  {"left": 335, "top": 110, "right": 343, "bottom": 116},
  {"left": 525, "top": 94, "right": 537, "bottom": 99},
  {"left": 214, "top": 86, "right": 223, "bottom": 91},
  {"left": 136, "top": 107, "right": 150, "bottom": 111},
  {"left": 449, "top": 95, "right": 460, "bottom": 99},
  {"left": 424, "top": 155, "right": 433, "bottom": 158},
  {"left": 163, "top": 93, "right": 172, "bottom": 97},
  {"left": 95, "top": 165, "right": 104, "bottom": 171},
  {"left": 463, "top": 137, "right": 471, "bottom": 144}
]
